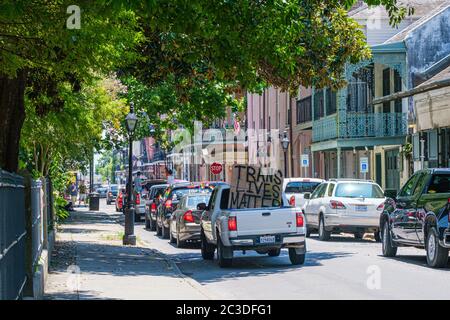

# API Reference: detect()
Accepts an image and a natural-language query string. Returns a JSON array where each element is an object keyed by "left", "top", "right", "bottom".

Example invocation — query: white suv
[{"left": 302, "top": 179, "right": 385, "bottom": 241}]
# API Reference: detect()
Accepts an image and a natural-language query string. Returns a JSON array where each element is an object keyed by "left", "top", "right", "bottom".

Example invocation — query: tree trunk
[{"left": 0, "top": 71, "right": 26, "bottom": 173}]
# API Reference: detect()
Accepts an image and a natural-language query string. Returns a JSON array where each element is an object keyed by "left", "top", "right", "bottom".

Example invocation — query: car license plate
[
  {"left": 355, "top": 205, "right": 368, "bottom": 212},
  {"left": 260, "top": 236, "right": 276, "bottom": 244}
]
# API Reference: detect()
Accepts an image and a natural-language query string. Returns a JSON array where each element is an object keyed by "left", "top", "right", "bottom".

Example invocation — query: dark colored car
[
  {"left": 169, "top": 193, "right": 211, "bottom": 247},
  {"left": 145, "top": 184, "right": 169, "bottom": 230},
  {"left": 156, "top": 182, "right": 216, "bottom": 239},
  {"left": 380, "top": 168, "right": 450, "bottom": 268},
  {"left": 106, "top": 184, "right": 120, "bottom": 205}
]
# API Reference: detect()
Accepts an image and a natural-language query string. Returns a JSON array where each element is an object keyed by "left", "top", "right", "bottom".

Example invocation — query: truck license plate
[{"left": 260, "top": 236, "right": 276, "bottom": 244}]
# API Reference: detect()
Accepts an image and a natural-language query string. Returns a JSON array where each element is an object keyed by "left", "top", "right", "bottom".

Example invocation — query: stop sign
[{"left": 210, "top": 162, "right": 223, "bottom": 175}]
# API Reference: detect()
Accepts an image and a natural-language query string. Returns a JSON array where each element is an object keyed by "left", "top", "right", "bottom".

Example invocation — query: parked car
[
  {"left": 380, "top": 169, "right": 450, "bottom": 268},
  {"left": 106, "top": 184, "right": 120, "bottom": 205},
  {"left": 283, "top": 178, "right": 324, "bottom": 207},
  {"left": 169, "top": 192, "right": 211, "bottom": 247},
  {"left": 96, "top": 186, "right": 108, "bottom": 198},
  {"left": 302, "top": 179, "right": 385, "bottom": 241},
  {"left": 200, "top": 183, "right": 306, "bottom": 267},
  {"left": 156, "top": 182, "right": 216, "bottom": 239},
  {"left": 115, "top": 187, "right": 127, "bottom": 212},
  {"left": 145, "top": 184, "right": 169, "bottom": 231}
]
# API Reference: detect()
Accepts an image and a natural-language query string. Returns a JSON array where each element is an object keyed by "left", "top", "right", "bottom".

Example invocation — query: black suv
[{"left": 380, "top": 169, "right": 450, "bottom": 268}]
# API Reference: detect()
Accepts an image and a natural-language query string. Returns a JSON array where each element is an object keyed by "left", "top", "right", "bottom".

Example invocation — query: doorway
[{"left": 385, "top": 149, "right": 400, "bottom": 191}]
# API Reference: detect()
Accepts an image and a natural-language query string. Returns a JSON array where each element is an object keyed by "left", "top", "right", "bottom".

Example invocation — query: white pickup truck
[{"left": 200, "top": 183, "right": 306, "bottom": 267}]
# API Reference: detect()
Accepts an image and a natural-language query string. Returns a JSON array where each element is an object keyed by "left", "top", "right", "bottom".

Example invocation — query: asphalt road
[{"left": 101, "top": 200, "right": 450, "bottom": 300}]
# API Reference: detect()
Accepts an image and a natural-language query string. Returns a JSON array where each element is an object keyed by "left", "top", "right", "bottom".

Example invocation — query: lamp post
[
  {"left": 123, "top": 102, "right": 138, "bottom": 246},
  {"left": 281, "top": 130, "right": 290, "bottom": 177}
]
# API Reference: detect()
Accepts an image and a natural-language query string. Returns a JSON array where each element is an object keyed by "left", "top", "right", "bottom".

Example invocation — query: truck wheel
[
  {"left": 288, "top": 248, "right": 305, "bottom": 265},
  {"left": 268, "top": 248, "right": 281, "bottom": 257},
  {"left": 318, "top": 215, "right": 331, "bottom": 241},
  {"left": 217, "top": 235, "right": 233, "bottom": 268},
  {"left": 426, "top": 226, "right": 449, "bottom": 268},
  {"left": 201, "top": 230, "right": 215, "bottom": 260},
  {"left": 354, "top": 232, "right": 364, "bottom": 240},
  {"left": 306, "top": 227, "right": 311, "bottom": 238},
  {"left": 162, "top": 222, "right": 169, "bottom": 239},
  {"left": 382, "top": 221, "right": 397, "bottom": 257}
]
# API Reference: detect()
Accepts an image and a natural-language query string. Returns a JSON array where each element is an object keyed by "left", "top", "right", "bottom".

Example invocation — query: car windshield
[
  {"left": 285, "top": 181, "right": 321, "bottom": 193},
  {"left": 187, "top": 195, "right": 211, "bottom": 209},
  {"left": 335, "top": 183, "right": 384, "bottom": 198},
  {"left": 428, "top": 174, "right": 450, "bottom": 194}
]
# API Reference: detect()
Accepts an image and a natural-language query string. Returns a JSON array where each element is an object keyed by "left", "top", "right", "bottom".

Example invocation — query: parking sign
[
  {"left": 360, "top": 157, "right": 369, "bottom": 173},
  {"left": 301, "top": 154, "right": 309, "bottom": 168}
]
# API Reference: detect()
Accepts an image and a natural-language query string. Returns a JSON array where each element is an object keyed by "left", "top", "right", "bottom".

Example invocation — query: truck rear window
[
  {"left": 427, "top": 175, "right": 450, "bottom": 194},
  {"left": 285, "top": 182, "right": 321, "bottom": 193}
]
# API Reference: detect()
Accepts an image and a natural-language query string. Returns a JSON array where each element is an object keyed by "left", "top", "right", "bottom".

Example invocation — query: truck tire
[
  {"left": 318, "top": 215, "right": 331, "bottom": 241},
  {"left": 217, "top": 235, "right": 233, "bottom": 268},
  {"left": 268, "top": 248, "right": 281, "bottom": 257},
  {"left": 382, "top": 221, "right": 397, "bottom": 257},
  {"left": 201, "top": 230, "right": 215, "bottom": 260},
  {"left": 305, "top": 228, "right": 311, "bottom": 238},
  {"left": 426, "top": 226, "right": 449, "bottom": 268},
  {"left": 288, "top": 248, "right": 305, "bottom": 265},
  {"left": 374, "top": 231, "right": 381, "bottom": 242},
  {"left": 354, "top": 232, "right": 364, "bottom": 240}
]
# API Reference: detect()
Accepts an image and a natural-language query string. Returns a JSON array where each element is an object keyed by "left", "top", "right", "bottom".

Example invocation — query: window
[
  {"left": 335, "top": 183, "right": 384, "bottom": 198},
  {"left": 394, "top": 70, "right": 402, "bottom": 113},
  {"left": 317, "top": 183, "right": 327, "bottom": 198},
  {"left": 220, "top": 189, "right": 230, "bottom": 209},
  {"left": 399, "top": 174, "right": 420, "bottom": 197},
  {"left": 326, "top": 89, "right": 337, "bottom": 115},
  {"left": 327, "top": 183, "right": 335, "bottom": 197},
  {"left": 285, "top": 181, "right": 321, "bottom": 193},
  {"left": 427, "top": 174, "right": 450, "bottom": 194},
  {"left": 382, "top": 68, "right": 391, "bottom": 113},
  {"left": 297, "top": 96, "right": 312, "bottom": 124},
  {"left": 208, "top": 189, "right": 218, "bottom": 210},
  {"left": 187, "top": 195, "right": 211, "bottom": 209},
  {"left": 314, "top": 90, "right": 324, "bottom": 119},
  {"left": 311, "top": 183, "right": 325, "bottom": 199},
  {"left": 413, "top": 173, "right": 429, "bottom": 196}
]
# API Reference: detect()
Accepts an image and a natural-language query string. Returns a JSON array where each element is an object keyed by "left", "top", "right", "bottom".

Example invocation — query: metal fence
[
  {"left": 0, "top": 170, "right": 26, "bottom": 300},
  {"left": 30, "top": 180, "right": 43, "bottom": 277}
]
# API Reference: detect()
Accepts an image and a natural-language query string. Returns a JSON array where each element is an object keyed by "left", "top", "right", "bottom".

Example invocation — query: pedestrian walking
[
  {"left": 69, "top": 182, "right": 78, "bottom": 208},
  {"left": 79, "top": 181, "right": 87, "bottom": 206}
]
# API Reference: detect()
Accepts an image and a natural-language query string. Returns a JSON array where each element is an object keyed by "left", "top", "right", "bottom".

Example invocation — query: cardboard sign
[{"left": 228, "top": 165, "right": 283, "bottom": 209}]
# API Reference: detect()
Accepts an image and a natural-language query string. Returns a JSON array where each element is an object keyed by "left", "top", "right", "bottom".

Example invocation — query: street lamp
[
  {"left": 123, "top": 102, "right": 138, "bottom": 246},
  {"left": 281, "top": 130, "right": 290, "bottom": 177}
]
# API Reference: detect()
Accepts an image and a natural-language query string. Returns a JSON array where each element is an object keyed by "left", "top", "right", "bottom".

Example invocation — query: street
[{"left": 90, "top": 200, "right": 450, "bottom": 300}]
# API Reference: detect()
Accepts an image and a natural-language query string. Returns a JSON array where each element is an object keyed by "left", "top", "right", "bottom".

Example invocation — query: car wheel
[
  {"left": 426, "top": 226, "right": 449, "bottom": 268},
  {"left": 176, "top": 230, "right": 186, "bottom": 248},
  {"left": 217, "top": 235, "right": 233, "bottom": 268},
  {"left": 145, "top": 216, "right": 151, "bottom": 230},
  {"left": 156, "top": 218, "right": 162, "bottom": 236},
  {"left": 201, "top": 230, "right": 215, "bottom": 260},
  {"left": 288, "top": 248, "right": 305, "bottom": 265},
  {"left": 318, "top": 215, "right": 331, "bottom": 241},
  {"left": 162, "top": 222, "right": 169, "bottom": 239},
  {"left": 382, "top": 221, "right": 397, "bottom": 257},
  {"left": 268, "top": 248, "right": 281, "bottom": 257},
  {"left": 374, "top": 231, "right": 382, "bottom": 242},
  {"left": 169, "top": 226, "right": 176, "bottom": 244},
  {"left": 354, "top": 232, "right": 365, "bottom": 240}
]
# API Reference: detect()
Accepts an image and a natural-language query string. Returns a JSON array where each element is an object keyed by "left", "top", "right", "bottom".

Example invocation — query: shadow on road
[{"left": 381, "top": 254, "right": 450, "bottom": 269}]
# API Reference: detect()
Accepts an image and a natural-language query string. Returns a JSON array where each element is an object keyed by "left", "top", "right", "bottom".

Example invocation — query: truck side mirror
[
  {"left": 304, "top": 193, "right": 311, "bottom": 200},
  {"left": 384, "top": 189, "right": 397, "bottom": 199},
  {"left": 197, "top": 202, "right": 207, "bottom": 211}
]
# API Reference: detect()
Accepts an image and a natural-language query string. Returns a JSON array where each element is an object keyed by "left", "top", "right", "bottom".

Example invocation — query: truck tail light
[
  {"left": 377, "top": 203, "right": 385, "bottom": 211},
  {"left": 289, "top": 195, "right": 296, "bottom": 206},
  {"left": 165, "top": 199, "right": 172, "bottom": 208},
  {"left": 296, "top": 212, "right": 304, "bottom": 227},
  {"left": 330, "top": 200, "right": 346, "bottom": 209},
  {"left": 183, "top": 210, "right": 195, "bottom": 223},
  {"left": 228, "top": 216, "right": 237, "bottom": 231},
  {"left": 151, "top": 202, "right": 157, "bottom": 212}
]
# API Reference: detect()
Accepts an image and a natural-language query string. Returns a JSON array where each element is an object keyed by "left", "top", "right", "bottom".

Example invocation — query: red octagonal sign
[{"left": 210, "top": 162, "right": 223, "bottom": 175}]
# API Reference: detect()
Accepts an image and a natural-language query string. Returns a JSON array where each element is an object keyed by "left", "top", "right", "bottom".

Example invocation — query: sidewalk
[{"left": 44, "top": 207, "right": 211, "bottom": 300}]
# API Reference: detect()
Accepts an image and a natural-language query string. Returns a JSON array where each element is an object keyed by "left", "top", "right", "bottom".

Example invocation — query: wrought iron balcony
[{"left": 312, "top": 112, "right": 407, "bottom": 142}]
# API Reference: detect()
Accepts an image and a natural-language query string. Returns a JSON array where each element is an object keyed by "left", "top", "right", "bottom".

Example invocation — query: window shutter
[
  {"left": 428, "top": 130, "right": 438, "bottom": 160},
  {"left": 412, "top": 133, "right": 420, "bottom": 161}
]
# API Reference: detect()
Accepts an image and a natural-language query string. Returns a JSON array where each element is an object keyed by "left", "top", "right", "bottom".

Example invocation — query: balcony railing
[{"left": 313, "top": 112, "right": 407, "bottom": 142}]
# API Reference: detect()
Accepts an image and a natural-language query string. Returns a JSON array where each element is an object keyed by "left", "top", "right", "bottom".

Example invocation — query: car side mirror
[
  {"left": 304, "top": 193, "right": 311, "bottom": 200},
  {"left": 197, "top": 202, "right": 207, "bottom": 211}
]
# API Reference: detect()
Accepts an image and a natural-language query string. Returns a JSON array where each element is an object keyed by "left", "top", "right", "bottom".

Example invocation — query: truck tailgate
[{"left": 233, "top": 207, "right": 297, "bottom": 236}]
